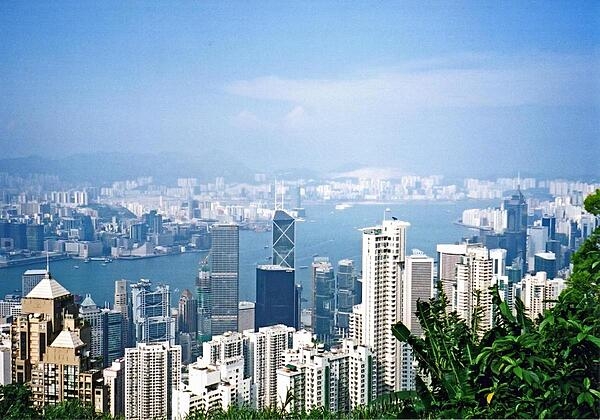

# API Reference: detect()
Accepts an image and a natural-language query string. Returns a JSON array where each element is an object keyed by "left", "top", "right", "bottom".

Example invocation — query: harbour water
[{"left": 0, "top": 200, "right": 493, "bottom": 307}]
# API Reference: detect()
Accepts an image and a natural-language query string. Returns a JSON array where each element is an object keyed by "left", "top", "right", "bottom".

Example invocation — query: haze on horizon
[{"left": 1, "top": 2, "right": 598, "bottom": 178}]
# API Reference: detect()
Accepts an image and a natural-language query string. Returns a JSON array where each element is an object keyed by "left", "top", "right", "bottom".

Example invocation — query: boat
[
  {"left": 265, "top": 256, "right": 272, "bottom": 261},
  {"left": 335, "top": 203, "right": 352, "bottom": 210},
  {"left": 263, "top": 245, "right": 269, "bottom": 249},
  {"left": 73, "top": 265, "right": 79, "bottom": 269},
  {"left": 312, "top": 253, "right": 319, "bottom": 257},
  {"left": 83, "top": 258, "right": 90, "bottom": 263},
  {"left": 299, "top": 266, "right": 308, "bottom": 269}
]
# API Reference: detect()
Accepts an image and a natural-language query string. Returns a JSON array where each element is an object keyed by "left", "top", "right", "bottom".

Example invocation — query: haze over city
[{"left": 1, "top": 2, "right": 598, "bottom": 178}]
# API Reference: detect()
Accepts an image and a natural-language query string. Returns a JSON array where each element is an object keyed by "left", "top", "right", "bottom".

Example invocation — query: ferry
[
  {"left": 299, "top": 266, "right": 308, "bottom": 269},
  {"left": 335, "top": 203, "right": 353, "bottom": 210}
]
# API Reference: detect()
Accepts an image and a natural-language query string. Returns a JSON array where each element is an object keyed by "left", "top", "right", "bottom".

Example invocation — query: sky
[{"left": 1, "top": 1, "right": 598, "bottom": 177}]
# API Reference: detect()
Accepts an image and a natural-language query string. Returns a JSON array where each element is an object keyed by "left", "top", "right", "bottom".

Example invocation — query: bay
[{"left": 0, "top": 200, "right": 493, "bottom": 307}]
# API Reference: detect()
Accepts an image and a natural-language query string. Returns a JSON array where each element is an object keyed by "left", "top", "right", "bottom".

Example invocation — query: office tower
[
  {"left": 102, "top": 309, "right": 125, "bottom": 366},
  {"left": 542, "top": 215, "right": 556, "bottom": 240},
  {"left": 113, "top": 279, "right": 133, "bottom": 348},
  {"left": 209, "top": 224, "right": 239, "bottom": 336},
  {"left": 26, "top": 224, "right": 44, "bottom": 251},
  {"left": 131, "top": 279, "right": 176, "bottom": 345},
  {"left": 145, "top": 209, "right": 163, "bottom": 234},
  {"left": 272, "top": 209, "right": 295, "bottom": 268},
  {"left": 534, "top": 252, "right": 557, "bottom": 279},
  {"left": 7, "top": 222, "right": 26, "bottom": 250},
  {"left": 256, "top": 265, "right": 297, "bottom": 330},
  {"left": 312, "top": 258, "right": 335, "bottom": 343},
  {"left": 503, "top": 190, "right": 528, "bottom": 273},
  {"left": 103, "top": 358, "right": 125, "bottom": 418},
  {"left": 401, "top": 250, "right": 434, "bottom": 390},
  {"left": 22, "top": 269, "right": 47, "bottom": 297},
  {"left": 129, "top": 222, "right": 148, "bottom": 243},
  {"left": 244, "top": 325, "right": 295, "bottom": 409},
  {"left": 178, "top": 289, "right": 198, "bottom": 338},
  {"left": 196, "top": 265, "right": 212, "bottom": 343},
  {"left": 335, "top": 259, "right": 357, "bottom": 336},
  {"left": 124, "top": 341, "right": 181, "bottom": 420},
  {"left": 354, "top": 218, "right": 409, "bottom": 396},
  {"left": 80, "top": 215, "right": 95, "bottom": 241},
  {"left": 238, "top": 301, "right": 255, "bottom": 332},
  {"left": 79, "top": 294, "right": 103, "bottom": 363},
  {"left": 455, "top": 247, "right": 494, "bottom": 333},
  {"left": 11, "top": 272, "right": 102, "bottom": 408}
]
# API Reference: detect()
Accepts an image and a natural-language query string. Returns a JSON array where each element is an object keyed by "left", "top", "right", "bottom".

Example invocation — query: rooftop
[{"left": 26, "top": 273, "right": 70, "bottom": 299}]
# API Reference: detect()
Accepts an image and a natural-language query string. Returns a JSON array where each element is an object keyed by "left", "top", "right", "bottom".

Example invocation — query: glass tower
[
  {"left": 255, "top": 265, "right": 297, "bottom": 330},
  {"left": 272, "top": 210, "right": 295, "bottom": 268}
]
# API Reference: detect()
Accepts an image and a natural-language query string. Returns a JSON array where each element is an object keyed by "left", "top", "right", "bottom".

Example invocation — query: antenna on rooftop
[{"left": 45, "top": 239, "right": 50, "bottom": 276}]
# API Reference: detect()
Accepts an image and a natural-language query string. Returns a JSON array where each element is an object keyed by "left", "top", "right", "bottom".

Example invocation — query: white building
[
  {"left": 102, "top": 358, "right": 125, "bottom": 418},
  {"left": 124, "top": 341, "right": 181, "bottom": 420},
  {"left": 455, "top": 247, "right": 494, "bottom": 333},
  {"left": 244, "top": 324, "right": 294, "bottom": 409},
  {"left": 354, "top": 219, "right": 408, "bottom": 396},
  {"left": 402, "top": 250, "right": 434, "bottom": 390},
  {"left": 277, "top": 338, "right": 375, "bottom": 413},
  {"left": 521, "top": 272, "right": 566, "bottom": 319}
]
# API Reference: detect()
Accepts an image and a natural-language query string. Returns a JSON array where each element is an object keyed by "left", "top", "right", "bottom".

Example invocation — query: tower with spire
[{"left": 11, "top": 270, "right": 103, "bottom": 408}]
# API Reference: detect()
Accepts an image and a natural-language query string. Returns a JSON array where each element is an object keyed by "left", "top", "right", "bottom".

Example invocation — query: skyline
[{"left": 1, "top": 2, "right": 598, "bottom": 177}]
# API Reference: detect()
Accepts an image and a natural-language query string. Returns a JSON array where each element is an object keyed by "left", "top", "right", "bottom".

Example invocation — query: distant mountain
[{"left": 0, "top": 151, "right": 256, "bottom": 184}]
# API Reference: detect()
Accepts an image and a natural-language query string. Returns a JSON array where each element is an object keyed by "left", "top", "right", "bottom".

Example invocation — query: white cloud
[{"left": 225, "top": 53, "right": 598, "bottom": 111}]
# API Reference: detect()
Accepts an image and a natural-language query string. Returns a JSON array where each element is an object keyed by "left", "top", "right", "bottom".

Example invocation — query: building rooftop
[
  {"left": 50, "top": 329, "right": 85, "bottom": 349},
  {"left": 26, "top": 273, "right": 70, "bottom": 299}
]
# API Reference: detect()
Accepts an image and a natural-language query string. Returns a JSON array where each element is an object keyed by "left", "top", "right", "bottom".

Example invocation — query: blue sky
[{"left": 1, "top": 2, "right": 598, "bottom": 177}]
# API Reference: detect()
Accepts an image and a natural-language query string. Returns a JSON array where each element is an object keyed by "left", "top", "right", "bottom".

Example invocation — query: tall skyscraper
[
  {"left": 25, "top": 224, "right": 44, "bottom": 251},
  {"left": 102, "top": 308, "right": 125, "bottom": 366},
  {"left": 355, "top": 219, "right": 409, "bottom": 396},
  {"left": 131, "top": 279, "right": 176, "bottom": 345},
  {"left": 178, "top": 289, "right": 198, "bottom": 338},
  {"left": 114, "top": 279, "right": 133, "bottom": 348},
  {"left": 312, "top": 258, "right": 335, "bottom": 343},
  {"left": 272, "top": 209, "right": 295, "bottom": 268},
  {"left": 125, "top": 341, "right": 181, "bottom": 420},
  {"left": 255, "top": 265, "right": 297, "bottom": 330},
  {"left": 79, "top": 294, "right": 104, "bottom": 363},
  {"left": 335, "top": 259, "right": 357, "bottom": 336},
  {"left": 503, "top": 190, "right": 528, "bottom": 273},
  {"left": 209, "top": 224, "right": 239, "bottom": 336},
  {"left": 196, "top": 265, "right": 212, "bottom": 343}
]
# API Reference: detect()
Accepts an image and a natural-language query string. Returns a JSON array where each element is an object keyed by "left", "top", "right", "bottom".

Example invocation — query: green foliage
[{"left": 0, "top": 384, "right": 112, "bottom": 420}]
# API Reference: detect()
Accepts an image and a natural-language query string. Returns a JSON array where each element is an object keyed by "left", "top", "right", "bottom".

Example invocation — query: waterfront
[{"left": 0, "top": 201, "right": 492, "bottom": 307}]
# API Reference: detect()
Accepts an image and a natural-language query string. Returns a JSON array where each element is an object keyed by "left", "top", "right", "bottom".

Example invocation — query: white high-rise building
[
  {"left": 277, "top": 338, "right": 374, "bottom": 413},
  {"left": 124, "top": 341, "right": 181, "bottom": 420},
  {"left": 437, "top": 243, "right": 484, "bottom": 311},
  {"left": 103, "top": 358, "right": 125, "bottom": 418},
  {"left": 244, "top": 324, "right": 294, "bottom": 409},
  {"left": 455, "top": 247, "right": 494, "bottom": 333},
  {"left": 521, "top": 272, "right": 566, "bottom": 319},
  {"left": 355, "top": 219, "right": 409, "bottom": 396},
  {"left": 402, "top": 250, "right": 434, "bottom": 390}
]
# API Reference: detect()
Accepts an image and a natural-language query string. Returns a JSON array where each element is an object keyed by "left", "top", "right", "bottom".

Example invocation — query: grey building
[{"left": 209, "top": 224, "right": 239, "bottom": 335}]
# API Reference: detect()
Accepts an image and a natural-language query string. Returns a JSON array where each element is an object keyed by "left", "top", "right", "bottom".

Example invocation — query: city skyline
[{"left": 1, "top": 2, "right": 598, "bottom": 178}]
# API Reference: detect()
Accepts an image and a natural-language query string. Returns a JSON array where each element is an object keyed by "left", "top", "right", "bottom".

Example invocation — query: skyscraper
[
  {"left": 125, "top": 341, "right": 181, "bottom": 420},
  {"left": 255, "top": 265, "right": 297, "bottom": 330},
  {"left": 312, "top": 258, "right": 335, "bottom": 343},
  {"left": 114, "top": 279, "right": 133, "bottom": 348},
  {"left": 335, "top": 259, "right": 357, "bottom": 336},
  {"left": 401, "top": 250, "right": 434, "bottom": 390},
  {"left": 196, "top": 265, "right": 212, "bottom": 342},
  {"left": 79, "top": 294, "right": 103, "bottom": 363},
  {"left": 355, "top": 218, "right": 409, "bottom": 396},
  {"left": 272, "top": 209, "right": 295, "bottom": 268},
  {"left": 178, "top": 289, "right": 198, "bottom": 338},
  {"left": 209, "top": 224, "right": 239, "bottom": 335},
  {"left": 131, "top": 279, "right": 176, "bottom": 345},
  {"left": 502, "top": 190, "right": 528, "bottom": 273}
]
